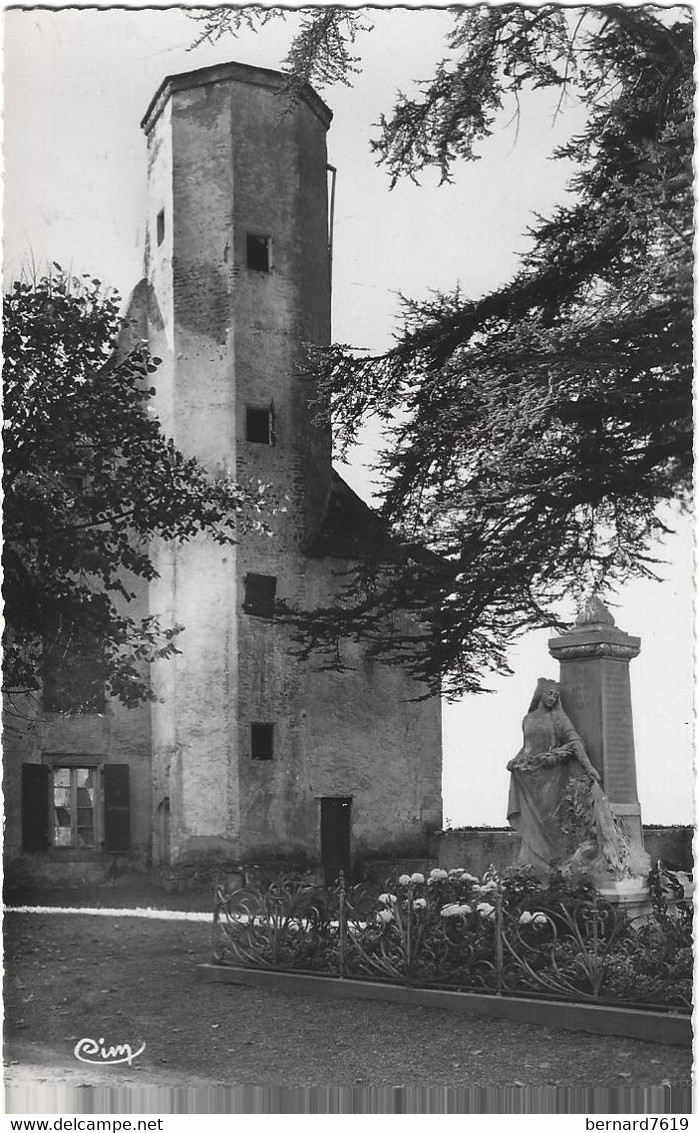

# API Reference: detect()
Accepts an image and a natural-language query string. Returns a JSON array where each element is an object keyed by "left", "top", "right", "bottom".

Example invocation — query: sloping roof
[
  {"left": 142, "top": 60, "right": 332, "bottom": 135},
  {"left": 306, "top": 471, "right": 391, "bottom": 559},
  {"left": 308, "top": 471, "right": 446, "bottom": 572}
]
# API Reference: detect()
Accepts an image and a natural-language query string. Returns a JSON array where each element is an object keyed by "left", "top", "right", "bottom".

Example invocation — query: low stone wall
[
  {"left": 4, "top": 827, "right": 691, "bottom": 900},
  {"left": 439, "top": 828, "right": 518, "bottom": 875},
  {"left": 642, "top": 826, "right": 693, "bottom": 871},
  {"left": 437, "top": 826, "right": 693, "bottom": 875},
  {"left": 3, "top": 852, "right": 145, "bottom": 894}
]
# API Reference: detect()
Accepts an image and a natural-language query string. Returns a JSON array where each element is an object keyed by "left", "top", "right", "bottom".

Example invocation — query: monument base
[
  {"left": 597, "top": 878, "right": 652, "bottom": 924},
  {"left": 598, "top": 870, "right": 692, "bottom": 927},
  {"left": 610, "top": 803, "right": 651, "bottom": 877}
]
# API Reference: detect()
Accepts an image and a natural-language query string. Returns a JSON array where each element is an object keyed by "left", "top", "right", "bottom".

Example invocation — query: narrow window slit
[
  {"left": 251, "top": 723, "right": 274, "bottom": 761},
  {"left": 247, "top": 234, "right": 271, "bottom": 272}
]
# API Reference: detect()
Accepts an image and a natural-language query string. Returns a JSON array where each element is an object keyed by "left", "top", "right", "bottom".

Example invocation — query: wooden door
[{"left": 320, "top": 796, "right": 351, "bottom": 884}]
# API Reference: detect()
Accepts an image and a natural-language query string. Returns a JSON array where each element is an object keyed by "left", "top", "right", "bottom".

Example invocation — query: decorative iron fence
[{"left": 211, "top": 865, "right": 692, "bottom": 1012}]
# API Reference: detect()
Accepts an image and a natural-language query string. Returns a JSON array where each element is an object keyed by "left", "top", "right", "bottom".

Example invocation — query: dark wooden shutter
[
  {"left": 22, "top": 764, "right": 50, "bottom": 851},
  {"left": 103, "top": 764, "right": 130, "bottom": 852}
]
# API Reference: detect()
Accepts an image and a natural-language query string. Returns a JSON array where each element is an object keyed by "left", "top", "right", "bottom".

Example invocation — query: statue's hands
[
  {"left": 587, "top": 766, "right": 601, "bottom": 783},
  {"left": 506, "top": 758, "right": 517, "bottom": 772}
]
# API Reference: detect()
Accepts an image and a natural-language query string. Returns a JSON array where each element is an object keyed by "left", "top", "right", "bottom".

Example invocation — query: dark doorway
[
  {"left": 155, "top": 797, "right": 170, "bottom": 866},
  {"left": 320, "top": 796, "right": 352, "bottom": 884}
]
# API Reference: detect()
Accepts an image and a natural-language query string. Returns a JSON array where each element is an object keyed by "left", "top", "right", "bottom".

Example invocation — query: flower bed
[{"left": 210, "top": 864, "right": 691, "bottom": 1012}]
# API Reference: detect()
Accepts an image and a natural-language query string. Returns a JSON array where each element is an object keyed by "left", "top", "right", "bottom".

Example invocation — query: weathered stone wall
[
  {"left": 439, "top": 828, "right": 519, "bottom": 877},
  {"left": 140, "top": 62, "right": 443, "bottom": 872},
  {"left": 235, "top": 571, "right": 443, "bottom": 864},
  {"left": 438, "top": 826, "right": 693, "bottom": 876},
  {"left": 642, "top": 826, "right": 693, "bottom": 871},
  {"left": 144, "top": 73, "right": 243, "bottom": 865},
  {"left": 3, "top": 690, "right": 152, "bottom": 890}
]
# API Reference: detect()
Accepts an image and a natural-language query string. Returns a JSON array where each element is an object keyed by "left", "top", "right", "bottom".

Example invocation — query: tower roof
[{"left": 141, "top": 59, "right": 333, "bottom": 134}]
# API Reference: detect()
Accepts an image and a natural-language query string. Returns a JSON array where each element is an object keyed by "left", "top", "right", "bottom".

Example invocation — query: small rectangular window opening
[
  {"left": 65, "top": 471, "right": 88, "bottom": 496},
  {"left": 156, "top": 209, "right": 165, "bottom": 247},
  {"left": 244, "top": 574, "right": 277, "bottom": 618},
  {"left": 43, "top": 618, "right": 106, "bottom": 714},
  {"left": 246, "top": 406, "right": 273, "bottom": 445},
  {"left": 251, "top": 722, "right": 274, "bottom": 761},
  {"left": 247, "top": 234, "right": 271, "bottom": 273}
]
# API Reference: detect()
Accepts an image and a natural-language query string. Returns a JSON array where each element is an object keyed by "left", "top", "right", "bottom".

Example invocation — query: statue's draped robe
[{"left": 507, "top": 708, "right": 588, "bottom": 869}]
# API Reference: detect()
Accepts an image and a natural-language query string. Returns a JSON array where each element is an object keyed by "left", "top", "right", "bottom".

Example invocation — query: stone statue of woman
[{"left": 507, "top": 678, "right": 629, "bottom": 879}]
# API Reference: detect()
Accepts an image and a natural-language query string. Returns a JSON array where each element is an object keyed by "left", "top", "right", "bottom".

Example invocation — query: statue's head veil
[{"left": 528, "top": 677, "right": 560, "bottom": 713}]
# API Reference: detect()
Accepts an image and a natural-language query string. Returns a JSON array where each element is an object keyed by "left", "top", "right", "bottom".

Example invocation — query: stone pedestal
[
  {"left": 596, "top": 880, "right": 652, "bottom": 924},
  {"left": 548, "top": 599, "right": 650, "bottom": 875}
]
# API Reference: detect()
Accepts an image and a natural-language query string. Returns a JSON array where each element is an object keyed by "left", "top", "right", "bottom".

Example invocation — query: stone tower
[{"left": 139, "top": 61, "right": 443, "bottom": 877}]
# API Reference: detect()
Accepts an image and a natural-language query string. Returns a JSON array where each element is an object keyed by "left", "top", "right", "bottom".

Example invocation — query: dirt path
[{"left": 4, "top": 910, "right": 692, "bottom": 1110}]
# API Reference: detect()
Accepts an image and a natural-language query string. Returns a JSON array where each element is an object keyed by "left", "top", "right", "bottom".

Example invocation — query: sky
[{"left": 3, "top": 4, "right": 694, "bottom": 826}]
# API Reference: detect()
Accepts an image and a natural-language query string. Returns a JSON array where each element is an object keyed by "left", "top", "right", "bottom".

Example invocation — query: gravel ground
[{"left": 3, "top": 909, "right": 692, "bottom": 1109}]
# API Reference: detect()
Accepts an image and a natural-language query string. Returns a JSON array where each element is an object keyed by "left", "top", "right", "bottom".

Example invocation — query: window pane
[
  {"left": 53, "top": 768, "right": 72, "bottom": 846},
  {"left": 52, "top": 766, "right": 96, "bottom": 847},
  {"left": 76, "top": 768, "right": 95, "bottom": 846},
  {"left": 76, "top": 818, "right": 94, "bottom": 846}
]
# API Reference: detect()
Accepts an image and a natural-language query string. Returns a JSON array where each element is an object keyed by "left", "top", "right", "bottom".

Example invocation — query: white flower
[
  {"left": 532, "top": 912, "right": 548, "bottom": 928},
  {"left": 448, "top": 868, "right": 464, "bottom": 877},
  {"left": 440, "top": 903, "right": 472, "bottom": 918},
  {"left": 398, "top": 874, "right": 411, "bottom": 886},
  {"left": 430, "top": 868, "right": 448, "bottom": 880},
  {"left": 479, "top": 880, "right": 499, "bottom": 893},
  {"left": 477, "top": 902, "right": 496, "bottom": 919},
  {"left": 412, "top": 897, "right": 427, "bottom": 910},
  {"left": 462, "top": 873, "right": 480, "bottom": 883},
  {"left": 377, "top": 892, "right": 397, "bottom": 905},
  {"left": 518, "top": 911, "right": 534, "bottom": 926},
  {"left": 410, "top": 872, "right": 425, "bottom": 884},
  {"left": 376, "top": 908, "right": 394, "bottom": 924}
]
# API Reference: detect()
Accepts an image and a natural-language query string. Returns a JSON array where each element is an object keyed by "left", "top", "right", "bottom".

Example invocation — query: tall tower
[{"left": 140, "top": 61, "right": 442, "bottom": 876}]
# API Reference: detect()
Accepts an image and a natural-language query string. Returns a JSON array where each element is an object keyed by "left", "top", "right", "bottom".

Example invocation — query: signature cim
[{"left": 74, "top": 1037, "right": 146, "bottom": 1066}]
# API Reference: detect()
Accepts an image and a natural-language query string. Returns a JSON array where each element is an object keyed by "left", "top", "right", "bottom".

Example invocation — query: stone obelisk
[{"left": 548, "top": 597, "right": 650, "bottom": 877}]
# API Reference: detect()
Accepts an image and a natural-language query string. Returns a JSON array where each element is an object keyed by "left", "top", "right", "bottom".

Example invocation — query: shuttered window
[
  {"left": 21, "top": 762, "right": 131, "bottom": 853},
  {"left": 43, "top": 618, "right": 106, "bottom": 714},
  {"left": 52, "top": 766, "right": 96, "bottom": 847}
]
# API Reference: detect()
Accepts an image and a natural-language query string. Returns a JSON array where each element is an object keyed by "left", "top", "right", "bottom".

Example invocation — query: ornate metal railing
[
  {"left": 211, "top": 867, "right": 692, "bottom": 1012},
  {"left": 212, "top": 876, "right": 340, "bottom": 972}
]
